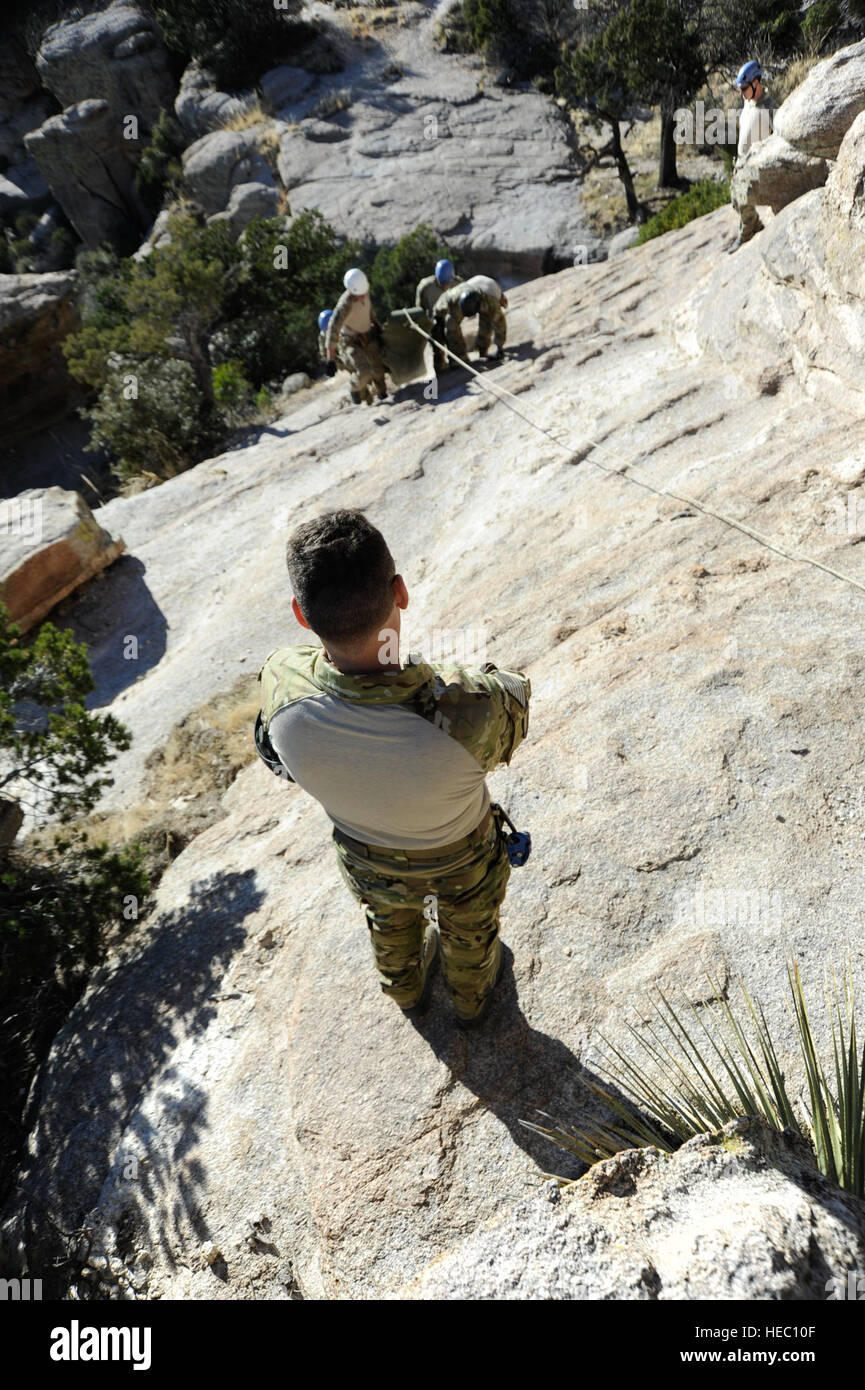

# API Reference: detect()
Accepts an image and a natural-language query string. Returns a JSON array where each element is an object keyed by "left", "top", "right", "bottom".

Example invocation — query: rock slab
[
  {"left": 0, "top": 487, "right": 124, "bottom": 633},
  {"left": 400, "top": 1119, "right": 865, "bottom": 1299}
]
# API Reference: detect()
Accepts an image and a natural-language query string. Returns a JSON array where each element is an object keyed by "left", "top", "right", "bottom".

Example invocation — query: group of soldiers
[{"left": 317, "top": 260, "right": 509, "bottom": 406}]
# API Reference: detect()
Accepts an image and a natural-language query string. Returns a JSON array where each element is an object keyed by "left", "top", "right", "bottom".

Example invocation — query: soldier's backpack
[{"left": 380, "top": 307, "right": 433, "bottom": 385}]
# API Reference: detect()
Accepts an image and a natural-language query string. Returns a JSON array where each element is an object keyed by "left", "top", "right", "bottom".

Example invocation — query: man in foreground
[{"left": 256, "top": 511, "right": 531, "bottom": 1027}]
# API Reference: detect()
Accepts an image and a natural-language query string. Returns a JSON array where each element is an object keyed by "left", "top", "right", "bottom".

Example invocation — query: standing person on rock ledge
[
  {"left": 326, "top": 268, "right": 389, "bottom": 405},
  {"left": 254, "top": 510, "right": 531, "bottom": 1028},
  {"left": 729, "top": 59, "right": 775, "bottom": 253}
]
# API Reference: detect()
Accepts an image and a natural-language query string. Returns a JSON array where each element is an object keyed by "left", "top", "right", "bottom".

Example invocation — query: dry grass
[
  {"left": 772, "top": 53, "right": 822, "bottom": 106},
  {"left": 28, "top": 673, "right": 262, "bottom": 892},
  {"left": 219, "top": 99, "right": 270, "bottom": 132}
]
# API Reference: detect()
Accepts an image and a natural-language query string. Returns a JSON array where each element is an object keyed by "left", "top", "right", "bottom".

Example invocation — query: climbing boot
[{"left": 401, "top": 924, "right": 440, "bottom": 1020}]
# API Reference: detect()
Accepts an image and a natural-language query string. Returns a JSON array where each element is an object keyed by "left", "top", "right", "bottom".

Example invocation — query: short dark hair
[{"left": 286, "top": 511, "right": 396, "bottom": 643}]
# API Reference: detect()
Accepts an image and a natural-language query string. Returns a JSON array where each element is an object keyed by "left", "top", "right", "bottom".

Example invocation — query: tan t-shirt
[{"left": 270, "top": 695, "right": 490, "bottom": 848}]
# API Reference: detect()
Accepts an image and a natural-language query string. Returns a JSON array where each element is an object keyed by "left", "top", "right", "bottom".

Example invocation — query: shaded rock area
[
  {"left": 0, "top": 272, "right": 80, "bottom": 448},
  {"left": 5, "top": 144, "right": 865, "bottom": 1294},
  {"left": 401, "top": 1119, "right": 865, "bottom": 1299},
  {"left": 25, "top": 97, "right": 151, "bottom": 252},
  {"left": 0, "top": 486, "right": 124, "bottom": 633}
]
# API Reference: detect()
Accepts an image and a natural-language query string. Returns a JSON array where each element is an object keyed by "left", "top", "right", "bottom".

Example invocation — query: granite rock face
[
  {"left": 174, "top": 64, "right": 255, "bottom": 141},
  {"left": 4, "top": 173, "right": 865, "bottom": 1296},
  {"left": 400, "top": 1119, "right": 865, "bottom": 1299}
]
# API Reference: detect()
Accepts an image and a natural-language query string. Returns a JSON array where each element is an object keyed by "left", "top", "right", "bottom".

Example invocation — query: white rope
[{"left": 395, "top": 310, "right": 865, "bottom": 598}]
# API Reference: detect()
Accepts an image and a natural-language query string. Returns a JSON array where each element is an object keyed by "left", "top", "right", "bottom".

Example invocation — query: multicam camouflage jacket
[{"left": 257, "top": 644, "right": 530, "bottom": 783}]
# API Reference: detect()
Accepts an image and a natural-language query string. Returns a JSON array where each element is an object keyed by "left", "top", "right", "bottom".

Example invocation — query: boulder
[
  {"left": 182, "top": 128, "right": 276, "bottom": 219},
  {"left": 35, "top": 0, "right": 175, "bottom": 139},
  {"left": 175, "top": 64, "right": 255, "bottom": 141},
  {"left": 729, "top": 132, "right": 830, "bottom": 221},
  {"left": 688, "top": 110, "right": 865, "bottom": 405},
  {"left": 209, "top": 180, "right": 281, "bottom": 237},
  {"left": 608, "top": 225, "right": 641, "bottom": 257},
  {"left": 259, "top": 64, "right": 316, "bottom": 115},
  {"left": 774, "top": 38, "right": 865, "bottom": 159},
  {"left": 400, "top": 1119, "right": 865, "bottom": 1299},
  {"left": 0, "top": 487, "right": 124, "bottom": 634},
  {"left": 276, "top": 83, "right": 600, "bottom": 278},
  {"left": 25, "top": 99, "right": 150, "bottom": 253},
  {"left": 280, "top": 371, "right": 310, "bottom": 396},
  {"left": 0, "top": 272, "right": 80, "bottom": 447}
]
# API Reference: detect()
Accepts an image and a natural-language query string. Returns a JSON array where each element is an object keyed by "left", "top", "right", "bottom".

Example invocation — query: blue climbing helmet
[
  {"left": 736, "top": 60, "right": 762, "bottom": 90},
  {"left": 318, "top": 309, "right": 333, "bottom": 332},
  {"left": 435, "top": 258, "right": 455, "bottom": 286}
]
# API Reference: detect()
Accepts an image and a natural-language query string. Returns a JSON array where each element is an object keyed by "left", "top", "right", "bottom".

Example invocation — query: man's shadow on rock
[
  {"left": 409, "top": 944, "right": 624, "bottom": 1182},
  {"left": 56, "top": 554, "right": 168, "bottom": 704}
]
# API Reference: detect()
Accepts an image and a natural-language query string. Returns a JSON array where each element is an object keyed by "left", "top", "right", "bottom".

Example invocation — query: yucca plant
[{"left": 523, "top": 959, "right": 865, "bottom": 1197}]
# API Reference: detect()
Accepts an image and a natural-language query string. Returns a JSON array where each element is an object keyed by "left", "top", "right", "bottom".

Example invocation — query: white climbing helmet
[{"left": 344, "top": 267, "right": 369, "bottom": 296}]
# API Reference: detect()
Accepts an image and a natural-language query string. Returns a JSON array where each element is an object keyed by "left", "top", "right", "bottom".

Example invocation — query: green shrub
[
  {"left": 212, "top": 358, "right": 255, "bottom": 424},
  {"left": 84, "top": 356, "right": 218, "bottom": 481},
  {"left": 135, "top": 109, "right": 184, "bottom": 217},
  {"left": 153, "top": 0, "right": 308, "bottom": 88},
  {"left": 0, "top": 602, "right": 147, "bottom": 1203},
  {"left": 802, "top": 0, "right": 842, "bottom": 43},
  {"left": 48, "top": 225, "right": 76, "bottom": 269},
  {"left": 218, "top": 209, "right": 362, "bottom": 380},
  {"left": 636, "top": 178, "right": 730, "bottom": 243},
  {"left": 1, "top": 605, "right": 132, "bottom": 820},
  {"left": 528, "top": 960, "right": 865, "bottom": 1198},
  {"left": 368, "top": 224, "right": 458, "bottom": 321}
]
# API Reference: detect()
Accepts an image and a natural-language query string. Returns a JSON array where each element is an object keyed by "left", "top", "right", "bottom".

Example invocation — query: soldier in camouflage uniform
[
  {"left": 325, "top": 268, "right": 388, "bottom": 405},
  {"left": 417, "top": 259, "right": 461, "bottom": 375},
  {"left": 256, "top": 510, "right": 531, "bottom": 1026},
  {"left": 433, "top": 274, "right": 508, "bottom": 371}
]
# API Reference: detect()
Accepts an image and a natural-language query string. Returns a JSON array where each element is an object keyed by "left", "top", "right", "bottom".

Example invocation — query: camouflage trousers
[
  {"left": 333, "top": 808, "right": 511, "bottom": 1019},
  {"left": 476, "top": 303, "right": 507, "bottom": 355},
  {"left": 432, "top": 312, "right": 468, "bottom": 372},
  {"left": 340, "top": 331, "right": 388, "bottom": 401}
]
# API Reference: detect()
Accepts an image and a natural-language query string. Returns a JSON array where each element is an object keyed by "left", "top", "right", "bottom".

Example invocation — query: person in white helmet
[
  {"left": 325, "top": 267, "right": 389, "bottom": 405},
  {"left": 729, "top": 59, "right": 774, "bottom": 252}
]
